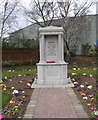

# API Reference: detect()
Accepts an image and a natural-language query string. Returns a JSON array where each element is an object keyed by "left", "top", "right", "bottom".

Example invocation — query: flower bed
[
  {"left": 1, "top": 71, "right": 36, "bottom": 118},
  {"left": 70, "top": 70, "right": 97, "bottom": 118}
]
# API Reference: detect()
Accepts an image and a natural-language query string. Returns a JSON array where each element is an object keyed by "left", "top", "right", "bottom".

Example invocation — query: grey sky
[
  {"left": 18, "top": 0, "right": 96, "bottom": 29},
  {"left": 0, "top": 0, "right": 97, "bottom": 37}
]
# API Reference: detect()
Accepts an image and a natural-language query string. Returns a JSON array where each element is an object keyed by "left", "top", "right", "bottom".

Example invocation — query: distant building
[
  {"left": 96, "top": 1, "right": 98, "bottom": 14},
  {"left": 9, "top": 14, "right": 97, "bottom": 52}
]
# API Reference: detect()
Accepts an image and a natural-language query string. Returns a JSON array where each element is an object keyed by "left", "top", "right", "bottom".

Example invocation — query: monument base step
[{"left": 31, "top": 79, "right": 74, "bottom": 88}]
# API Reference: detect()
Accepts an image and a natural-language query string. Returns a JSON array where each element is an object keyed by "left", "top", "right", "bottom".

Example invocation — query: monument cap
[{"left": 39, "top": 26, "right": 64, "bottom": 33}]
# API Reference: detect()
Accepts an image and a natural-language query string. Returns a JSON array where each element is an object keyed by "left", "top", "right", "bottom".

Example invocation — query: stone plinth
[{"left": 37, "top": 63, "right": 68, "bottom": 85}]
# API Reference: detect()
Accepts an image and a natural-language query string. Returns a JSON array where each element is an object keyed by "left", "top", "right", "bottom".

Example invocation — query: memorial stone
[{"left": 34, "top": 26, "right": 70, "bottom": 86}]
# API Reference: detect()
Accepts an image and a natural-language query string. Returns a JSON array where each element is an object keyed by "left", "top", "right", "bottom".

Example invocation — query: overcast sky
[
  {"left": 20, "top": 0, "right": 97, "bottom": 12},
  {"left": 0, "top": 0, "right": 97, "bottom": 37}
]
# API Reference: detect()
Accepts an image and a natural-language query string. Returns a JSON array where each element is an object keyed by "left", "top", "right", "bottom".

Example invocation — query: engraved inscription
[
  {"left": 47, "top": 41, "right": 56, "bottom": 56},
  {"left": 45, "top": 35, "right": 57, "bottom": 61}
]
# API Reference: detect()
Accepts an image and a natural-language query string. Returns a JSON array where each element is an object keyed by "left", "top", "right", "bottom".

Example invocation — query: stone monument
[{"left": 33, "top": 26, "right": 71, "bottom": 87}]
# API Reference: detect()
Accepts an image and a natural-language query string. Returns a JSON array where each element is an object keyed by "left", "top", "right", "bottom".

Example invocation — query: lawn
[
  {"left": 2, "top": 68, "right": 37, "bottom": 78},
  {"left": 2, "top": 68, "right": 96, "bottom": 78},
  {"left": 68, "top": 69, "right": 96, "bottom": 75},
  {"left": 0, "top": 91, "right": 12, "bottom": 109}
]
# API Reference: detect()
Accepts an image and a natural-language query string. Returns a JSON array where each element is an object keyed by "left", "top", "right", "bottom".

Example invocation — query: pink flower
[
  {"left": 90, "top": 106, "right": 97, "bottom": 110},
  {"left": 86, "top": 99, "right": 91, "bottom": 103},
  {"left": 79, "top": 92, "right": 83, "bottom": 95},
  {"left": 96, "top": 117, "right": 98, "bottom": 120},
  {"left": 88, "top": 94, "right": 93, "bottom": 98},
  {"left": 0, "top": 114, "right": 5, "bottom": 120},
  {"left": 74, "top": 82, "right": 79, "bottom": 85}
]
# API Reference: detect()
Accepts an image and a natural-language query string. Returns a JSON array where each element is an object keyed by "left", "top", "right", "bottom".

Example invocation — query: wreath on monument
[{"left": 46, "top": 61, "right": 55, "bottom": 63}]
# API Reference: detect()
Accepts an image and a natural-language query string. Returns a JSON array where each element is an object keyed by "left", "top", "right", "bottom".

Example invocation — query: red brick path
[{"left": 23, "top": 88, "right": 89, "bottom": 118}]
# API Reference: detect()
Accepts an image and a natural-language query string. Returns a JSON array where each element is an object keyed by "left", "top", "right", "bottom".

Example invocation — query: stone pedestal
[
  {"left": 37, "top": 63, "right": 68, "bottom": 85},
  {"left": 33, "top": 26, "right": 71, "bottom": 87}
]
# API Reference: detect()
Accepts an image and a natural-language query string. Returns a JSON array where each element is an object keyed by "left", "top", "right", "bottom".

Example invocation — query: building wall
[
  {"left": 96, "top": 2, "right": 98, "bottom": 14},
  {"left": 10, "top": 24, "right": 39, "bottom": 41},
  {"left": 85, "top": 15, "right": 96, "bottom": 46},
  {"left": 21, "top": 23, "right": 39, "bottom": 40}
]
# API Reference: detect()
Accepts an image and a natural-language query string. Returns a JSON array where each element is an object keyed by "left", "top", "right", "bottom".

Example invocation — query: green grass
[
  {"left": 2, "top": 68, "right": 37, "bottom": 78},
  {"left": 68, "top": 69, "right": 96, "bottom": 75},
  {"left": 2, "top": 68, "right": 96, "bottom": 78},
  {"left": 94, "top": 94, "right": 98, "bottom": 99},
  {"left": 0, "top": 91, "right": 12, "bottom": 109}
]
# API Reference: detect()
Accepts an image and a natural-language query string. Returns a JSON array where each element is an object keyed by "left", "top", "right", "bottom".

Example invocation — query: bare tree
[
  {"left": 23, "top": 0, "right": 95, "bottom": 60},
  {"left": 24, "top": 0, "right": 57, "bottom": 27},
  {"left": 0, "top": 0, "right": 20, "bottom": 43},
  {"left": 57, "top": 0, "right": 95, "bottom": 59}
]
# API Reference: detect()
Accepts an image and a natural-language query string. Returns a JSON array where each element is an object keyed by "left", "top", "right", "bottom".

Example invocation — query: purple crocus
[
  {"left": 77, "top": 87, "right": 82, "bottom": 92},
  {"left": 86, "top": 91, "right": 91, "bottom": 95}
]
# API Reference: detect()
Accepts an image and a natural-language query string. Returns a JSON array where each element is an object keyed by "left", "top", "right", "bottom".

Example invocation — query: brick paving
[{"left": 23, "top": 88, "right": 89, "bottom": 118}]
